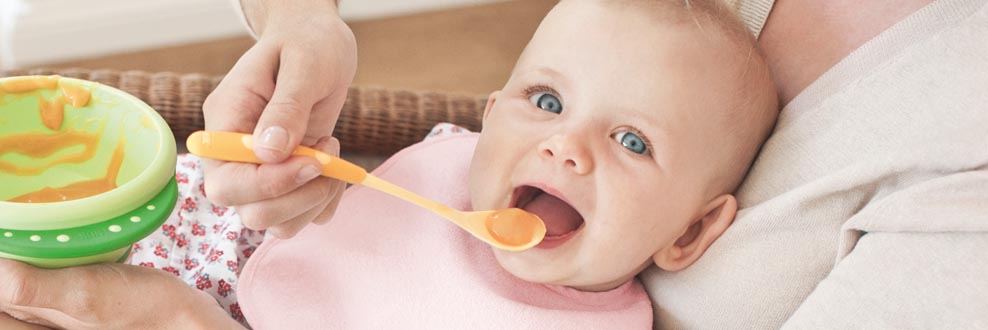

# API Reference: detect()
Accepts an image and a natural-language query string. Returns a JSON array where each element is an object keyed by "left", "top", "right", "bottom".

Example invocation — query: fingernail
[
  {"left": 256, "top": 126, "right": 289, "bottom": 161},
  {"left": 295, "top": 165, "right": 321, "bottom": 184},
  {"left": 324, "top": 137, "right": 341, "bottom": 157}
]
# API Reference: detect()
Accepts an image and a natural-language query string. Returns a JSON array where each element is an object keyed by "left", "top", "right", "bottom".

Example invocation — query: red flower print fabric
[{"left": 128, "top": 154, "right": 265, "bottom": 326}]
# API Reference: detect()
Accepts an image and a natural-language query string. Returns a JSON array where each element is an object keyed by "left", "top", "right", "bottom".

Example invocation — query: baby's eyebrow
[
  {"left": 514, "top": 65, "right": 570, "bottom": 84},
  {"left": 531, "top": 66, "right": 565, "bottom": 80},
  {"left": 615, "top": 104, "right": 663, "bottom": 127}
]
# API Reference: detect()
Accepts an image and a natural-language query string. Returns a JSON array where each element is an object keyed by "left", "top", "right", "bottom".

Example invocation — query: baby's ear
[
  {"left": 652, "top": 194, "right": 737, "bottom": 271},
  {"left": 482, "top": 91, "right": 500, "bottom": 121}
]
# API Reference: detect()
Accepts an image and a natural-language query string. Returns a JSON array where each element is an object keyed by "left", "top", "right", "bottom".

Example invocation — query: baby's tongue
[{"left": 523, "top": 193, "right": 583, "bottom": 237}]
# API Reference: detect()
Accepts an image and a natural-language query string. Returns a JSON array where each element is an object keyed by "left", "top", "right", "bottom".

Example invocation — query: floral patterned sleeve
[
  {"left": 128, "top": 154, "right": 262, "bottom": 324},
  {"left": 128, "top": 123, "right": 471, "bottom": 326}
]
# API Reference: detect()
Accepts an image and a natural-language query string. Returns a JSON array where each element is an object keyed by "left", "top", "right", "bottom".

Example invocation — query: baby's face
[{"left": 469, "top": 1, "right": 751, "bottom": 291}]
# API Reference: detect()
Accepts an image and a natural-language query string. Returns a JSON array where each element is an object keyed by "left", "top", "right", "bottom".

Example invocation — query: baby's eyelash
[{"left": 522, "top": 84, "right": 558, "bottom": 98}]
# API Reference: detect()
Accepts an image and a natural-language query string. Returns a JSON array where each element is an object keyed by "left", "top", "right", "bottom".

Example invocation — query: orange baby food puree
[
  {"left": 1, "top": 76, "right": 90, "bottom": 131},
  {"left": 0, "top": 76, "right": 123, "bottom": 203},
  {"left": 0, "top": 130, "right": 100, "bottom": 176},
  {"left": 7, "top": 141, "right": 124, "bottom": 203},
  {"left": 485, "top": 208, "right": 540, "bottom": 246}
]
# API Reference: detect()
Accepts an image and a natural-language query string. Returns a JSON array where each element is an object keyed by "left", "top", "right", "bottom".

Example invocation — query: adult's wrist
[
  {"left": 241, "top": 0, "right": 341, "bottom": 37},
  {"left": 175, "top": 294, "right": 248, "bottom": 329}
]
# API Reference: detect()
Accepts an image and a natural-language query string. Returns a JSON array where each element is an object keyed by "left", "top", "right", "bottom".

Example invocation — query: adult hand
[
  {"left": 0, "top": 312, "right": 52, "bottom": 330},
  {"left": 0, "top": 259, "right": 245, "bottom": 329},
  {"left": 202, "top": 0, "right": 356, "bottom": 238}
]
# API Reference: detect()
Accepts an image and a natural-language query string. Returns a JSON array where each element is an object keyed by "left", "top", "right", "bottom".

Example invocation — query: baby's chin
[
  {"left": 491, "top": 248, "right": 566, "bottom": 284},
  {"left": 489, "top": 245, "right": 588, "bottom": 287},
  {"left": 489, "top": 243, "right": 652, "bottom": 292}
]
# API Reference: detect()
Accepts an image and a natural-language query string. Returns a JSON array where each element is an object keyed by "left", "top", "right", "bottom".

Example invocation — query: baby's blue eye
[
  {"left": 614, "top": 131, "right": 650, "bottom": 155},
  {"left": 529, "top": 93, "right": 562, "bottom": 114}
]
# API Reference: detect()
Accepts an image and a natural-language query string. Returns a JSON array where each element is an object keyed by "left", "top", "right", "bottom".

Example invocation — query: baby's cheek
[
  {"left": 468, "top": 140, "right": 506, "bottom": 208},
  {"left": 467, "top": 162, "right": 495, "bottom": 210},
  {"left": 468, "top": 179, "right": 498, "bottom": 211}
]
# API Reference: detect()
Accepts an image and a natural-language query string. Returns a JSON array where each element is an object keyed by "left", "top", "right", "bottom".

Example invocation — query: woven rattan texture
[{"left": 2, "top": 68, "right": 487, "bottom": 155}]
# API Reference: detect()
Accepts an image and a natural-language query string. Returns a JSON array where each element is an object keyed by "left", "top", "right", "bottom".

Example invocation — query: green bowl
[{"left": 0, "top": 76, "right": 177, "bottom": 268}]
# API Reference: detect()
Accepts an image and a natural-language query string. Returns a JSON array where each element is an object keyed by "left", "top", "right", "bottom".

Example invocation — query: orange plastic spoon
[{"left": 186, "top": 131, "right": 546, "bottom": 251}]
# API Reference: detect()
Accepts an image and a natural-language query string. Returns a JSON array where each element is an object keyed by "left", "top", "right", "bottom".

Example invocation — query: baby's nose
[{"left": 538, "top": 134, "right": 593, "bottom": 175}]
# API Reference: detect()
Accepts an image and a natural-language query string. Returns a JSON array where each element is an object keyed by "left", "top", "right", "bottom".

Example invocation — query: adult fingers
[
  {"left": 0, "top": 312, "right": 54, "bottom": 330},
  {"left": 202, "top": 41, "right": 278, "bottom": 133},
  {"left": 0, "top": 259, "right": 95, "bottom": 328},
  {"left": 234, "top": 175, "right": 335, "bottom": 231},
  {"left": 232, "top": 137, "right": 338, "bottom": 225},
  {"left": 311, "top": 179, "right": 346, "bottom": 226},
  {"left": 0, "top": 259, "right": 52, "bottom": 309},
  {"left": 200, "top": 42, "right": 284, "bottom": 208},
  {"left": 264, "top": 198, "right": 330, "bottom": 239},
  {"left": 302, "top": 78, "right": 350, "bottom": 142},
  {"left": 248, "top": 137, "right": 344, "bottom": 236},
  {"left": 251, "top": 47, "right": 329, "bottom": 163},
  {"left": 203, "top": 154, "right": 323, "bottom": 207},
  {"left": 0, "top": 306, "right": 69, "bottom": 330},
  {"left": 309, "top": 137, "right": 344, "bottom": 226}
]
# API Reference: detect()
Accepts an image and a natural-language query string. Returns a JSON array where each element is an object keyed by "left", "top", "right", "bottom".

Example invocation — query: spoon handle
[
  {"left": 359, "top": 175, "right": 460, "bottom": 220},
  {"left": 185, "top": 131, "right": 367, "bottom": 184}
]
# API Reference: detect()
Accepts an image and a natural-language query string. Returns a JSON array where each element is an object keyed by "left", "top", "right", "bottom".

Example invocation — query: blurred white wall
[
  {"left": 339, "top": 0, "right": 508, "bottom": 21},
  {"left": 2, "top": 0, "right": 506, "bottom": 69},
  {"left": 0, "top": 0, "right": 28, "bottom": 68}
]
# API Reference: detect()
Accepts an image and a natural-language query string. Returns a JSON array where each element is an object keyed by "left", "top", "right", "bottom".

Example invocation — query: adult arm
[
  {"left": 757, "top": 0, "right": 932, "bottom": 105},
  {"left": 783, "top": 170, "right": 988, "bottom": 327},
  {"left": 0, "top": 259, "right": 247, "bottom": 329},
  {"left": 783, "top": 232, "right": 988, "bottom": 328},
  {"left": 202, "top": 0, "right": 355, "bottom": 238}
]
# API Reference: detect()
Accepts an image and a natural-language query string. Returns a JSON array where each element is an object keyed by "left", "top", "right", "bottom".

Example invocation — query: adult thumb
[
  {"left": 252, "top": 49, "right": 322, "bottom": 163},
  {"left": 0, "top": 259, "right": 68, "bottom": 324}
]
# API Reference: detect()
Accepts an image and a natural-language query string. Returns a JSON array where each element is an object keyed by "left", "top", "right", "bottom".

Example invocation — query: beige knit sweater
[{"left": 642, "top": 0, "right": 988, "bottom": 328}]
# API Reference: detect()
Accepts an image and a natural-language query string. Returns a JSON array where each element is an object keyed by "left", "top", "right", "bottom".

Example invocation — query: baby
[{"left": 130, "top": 0, "right": 778, "bottom": 328}]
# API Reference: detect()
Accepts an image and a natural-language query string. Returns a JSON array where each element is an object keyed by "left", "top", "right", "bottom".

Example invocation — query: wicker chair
[{"left": 0, "top": 68, "right": 488, "bottom": 163}]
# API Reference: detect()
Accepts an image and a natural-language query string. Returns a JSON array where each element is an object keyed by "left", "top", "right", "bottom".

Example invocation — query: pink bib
[{"left": 238, "top": 133, "right": 652, "bottom": 329}]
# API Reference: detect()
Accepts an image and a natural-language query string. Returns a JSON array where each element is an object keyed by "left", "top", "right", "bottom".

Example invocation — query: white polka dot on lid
[
  {"left": 57, "top": 234, "right": 70, "bottom": 242},
  {"left": 146, "top": 205, "right": 156, "bottom": 211},
  {"left": 109, "top": 225, "right": 122, "bottom": 233},
  {"left": 130, "top": 216, "right": 141, "bottom": 223},
  {"left": 30, "top": 235, "right": 41, "bottom": 242},
  {"left": 3, "top": 232, "right": 11, "bottom": 238}
]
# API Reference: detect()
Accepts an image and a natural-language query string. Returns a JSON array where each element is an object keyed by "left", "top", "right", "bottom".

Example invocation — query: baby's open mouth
[{"left": 511, "top": 185, "right": 584, "bottom": 239}]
